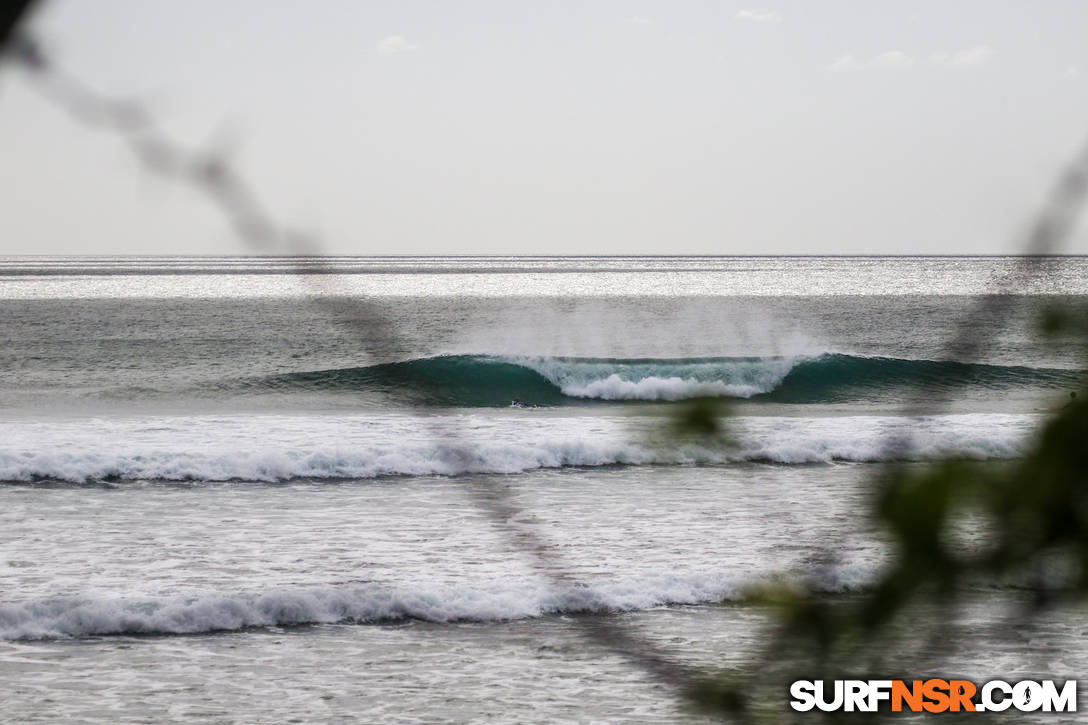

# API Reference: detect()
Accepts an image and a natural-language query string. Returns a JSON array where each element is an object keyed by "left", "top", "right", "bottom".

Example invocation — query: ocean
[{"left": 1, "top": 256, "right": 1086, "bottom": 723}]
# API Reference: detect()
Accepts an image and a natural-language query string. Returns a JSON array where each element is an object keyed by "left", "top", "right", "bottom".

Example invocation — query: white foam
[
  {"left": 0, "top": 412, "right": 1035, "bottom": 483},
  {"left": 559, "top": 374, "right": 767, "bottom": 401},
  {"left": 0, "top": 565, "right": 874, "bottom": 640},
  {"left": 509, "top": 356, "right": 803, "bottom": 400}
]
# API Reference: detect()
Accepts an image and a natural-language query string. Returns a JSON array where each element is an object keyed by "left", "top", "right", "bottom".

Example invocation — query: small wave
[
  {"left": 1, "top": 560, "right": 1063, "bottom": 641},
  {"left": 0, "top": 568, "right": 872, "bottom": 640},
  {"left": 245, "top": 354, "right": 1079, "bottom": 407},
  {"left": 0, "top": 414, "right": 1034, "bottom": 484}
]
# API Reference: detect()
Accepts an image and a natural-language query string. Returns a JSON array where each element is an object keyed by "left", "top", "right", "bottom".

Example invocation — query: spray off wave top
[{"left": 249, "top": 353, "right": 1078, "bottom": 407}]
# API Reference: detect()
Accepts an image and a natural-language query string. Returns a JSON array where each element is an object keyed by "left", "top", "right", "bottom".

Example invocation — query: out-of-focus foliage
[
  {"left": 3, "top": 6, "right": 1086, "bottom": 719},
  {"left": 667, "top": 399, "right": 731, "bottom": 439},
  {"left": 686, "top": 310, "right": 1087, "bottom": 722}
]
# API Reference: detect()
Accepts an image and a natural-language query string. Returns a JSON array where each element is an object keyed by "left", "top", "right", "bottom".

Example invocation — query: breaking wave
[
  {"left": 0, "top": 413, "right": 1034, "bottom": 483},
  {"left": 248, "top": 354, "right": 1078, "bottom": 406},
  {"left": 0, "top": 568, "right": 870, "bottom": 640}
]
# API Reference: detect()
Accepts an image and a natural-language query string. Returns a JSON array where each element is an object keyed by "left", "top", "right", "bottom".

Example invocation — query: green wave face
[
  {"left": 248, "top": 354, "right": 1081, "bottom": 408},
  {"left": 755, "top": 354, "right": 1080, "bottom": 404},
  {"left": 264, "top": 356, "right": 571, "bottom": 407}
]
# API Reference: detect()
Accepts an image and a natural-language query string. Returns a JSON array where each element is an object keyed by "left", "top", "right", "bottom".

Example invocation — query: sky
[{"left": 1, "top": 0, "right": 1087, "bottom": 255}]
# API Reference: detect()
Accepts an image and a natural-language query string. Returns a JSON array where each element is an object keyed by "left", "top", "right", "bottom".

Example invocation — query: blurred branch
[
  {"left": 693, "top": 139, "right": 1088, "bottom": 720},
  {"left": 0, "top": 0, "right": 36, "bottom": 51},
  {"left": 2, "top": 30, "right": 699, "bottom": 699},
  {"left": 898, "top": 138, "right": 1088, "bottom": 421},
  {"left": 10, "top": 35, "right": 313, "bottom": 255},
  {"left": 6, "top": 16, "right": 1087, "bottom": 723}
]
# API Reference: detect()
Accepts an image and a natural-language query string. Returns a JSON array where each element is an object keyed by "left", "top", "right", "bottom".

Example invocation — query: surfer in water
[{"left": 510, "top": 398, "right": 540, "bottom": 409}]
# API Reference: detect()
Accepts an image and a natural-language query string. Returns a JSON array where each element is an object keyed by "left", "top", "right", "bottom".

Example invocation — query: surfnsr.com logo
[{"left": 790, "top": 679, "right": 1077, "bottom": 713}]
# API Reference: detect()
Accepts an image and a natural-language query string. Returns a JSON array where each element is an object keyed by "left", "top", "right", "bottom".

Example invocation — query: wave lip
[{"left": 246, "top": 353, "right": 1079, "bottom": 407}]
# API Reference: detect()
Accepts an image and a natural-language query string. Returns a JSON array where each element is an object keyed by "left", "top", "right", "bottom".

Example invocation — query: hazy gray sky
[{"left": 2, "top": 0, "right": 1087, "bottom": 255}]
